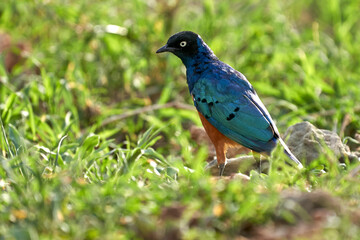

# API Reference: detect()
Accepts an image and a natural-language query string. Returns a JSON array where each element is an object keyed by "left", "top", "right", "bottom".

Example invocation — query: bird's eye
[{"left": 180, "top": 41, "right": 187, "bottom": 47}]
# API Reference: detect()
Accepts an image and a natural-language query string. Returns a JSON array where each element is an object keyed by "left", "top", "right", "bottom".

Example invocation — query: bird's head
[{"left": 156, "top": 31, "right": 216, "bottom": 66}]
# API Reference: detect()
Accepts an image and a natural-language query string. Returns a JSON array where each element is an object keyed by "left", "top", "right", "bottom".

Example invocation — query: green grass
[{"left": 1, "top": 0, "right": 360, "bottom": 239}]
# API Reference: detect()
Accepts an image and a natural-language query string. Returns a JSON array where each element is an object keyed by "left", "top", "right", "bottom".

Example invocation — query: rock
[
  {"left": 283, "top": 121, "right": 355, "bottom": 164},
  {"left": 205, "top": 156, "right": 257, "bottom": 176},
  {"left": 210, "top": 173, "right": 250, "bottom": 182}
]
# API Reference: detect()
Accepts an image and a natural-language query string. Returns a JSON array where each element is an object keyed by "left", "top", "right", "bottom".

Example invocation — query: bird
[{"left": 156, "top": 31, "right": 303, "bottom": 176}]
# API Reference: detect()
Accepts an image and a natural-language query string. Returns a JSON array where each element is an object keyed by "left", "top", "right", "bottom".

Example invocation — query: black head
[{"left": 156, "top": 31, "right": 200, "bottom": 58}]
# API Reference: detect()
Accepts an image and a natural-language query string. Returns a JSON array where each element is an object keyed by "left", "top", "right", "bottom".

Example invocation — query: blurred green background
[{"left": 0, "top": 0, "right": 359, "bottom": 239}]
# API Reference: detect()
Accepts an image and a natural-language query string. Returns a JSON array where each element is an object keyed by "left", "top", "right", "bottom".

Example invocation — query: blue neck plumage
[{"left": 179, "top": 39, "right": 218, "bottom": 92}]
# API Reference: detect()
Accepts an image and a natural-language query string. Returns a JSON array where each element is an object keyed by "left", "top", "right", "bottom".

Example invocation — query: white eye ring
[{"left": 180, "top": 41, "right": 187, "bottom": 47}]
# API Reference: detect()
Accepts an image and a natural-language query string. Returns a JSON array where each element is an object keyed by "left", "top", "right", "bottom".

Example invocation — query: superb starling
[{"left": 157, "top": 31, "right": 303, "bottom": 176}]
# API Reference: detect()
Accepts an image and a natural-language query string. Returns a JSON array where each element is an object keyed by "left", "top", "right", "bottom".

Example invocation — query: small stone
[{"left": 284, "top": 121, "right": 354, "bottom": 164}]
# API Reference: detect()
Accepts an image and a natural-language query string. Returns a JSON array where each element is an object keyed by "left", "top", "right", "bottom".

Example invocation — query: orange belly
[{"left": 197, "top": 111, "right": 250, "bottom": 165}]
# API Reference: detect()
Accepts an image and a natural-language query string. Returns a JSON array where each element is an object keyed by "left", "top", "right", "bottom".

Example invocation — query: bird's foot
[{"left": 218, "top": 163, "right": 226, "bottom": 176}]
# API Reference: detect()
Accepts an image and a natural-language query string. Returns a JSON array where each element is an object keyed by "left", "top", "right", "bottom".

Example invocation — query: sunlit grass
[{"left": 1, "top": 0, "right": 360, "bottom": 239}]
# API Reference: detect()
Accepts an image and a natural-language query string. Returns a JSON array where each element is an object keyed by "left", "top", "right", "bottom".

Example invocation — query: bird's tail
[{"left": 278, "top": 138, "right": 303, "bottom": 169}]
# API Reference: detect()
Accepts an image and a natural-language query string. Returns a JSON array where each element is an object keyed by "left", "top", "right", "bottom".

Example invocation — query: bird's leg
[
  {"left": 218, "top": 162, "right": 226, "bottom": 176},
  {"left": 216, "top": 144, "right": 227, "bottom": 176}
]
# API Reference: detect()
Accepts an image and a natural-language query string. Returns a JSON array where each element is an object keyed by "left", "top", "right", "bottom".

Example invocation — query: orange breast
[
  {"left": 196, "top": 110, "right": 251, "bottom": 166},
  {"left": 197, "top": 111, "right": 249, "bottom": 152}
]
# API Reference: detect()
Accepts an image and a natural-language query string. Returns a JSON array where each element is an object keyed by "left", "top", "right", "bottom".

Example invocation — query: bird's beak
[
  {"left": 156, "top": 45, "right": 169, "bottom": 53},
  {"left": 156, "top": 44, "right": 177, "bottom": 53}
]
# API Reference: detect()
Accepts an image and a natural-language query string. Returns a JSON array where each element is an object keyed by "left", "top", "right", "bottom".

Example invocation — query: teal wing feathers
[{"left": 192, "top": 76, "right": 278, "bottom": 154}]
